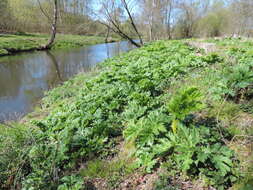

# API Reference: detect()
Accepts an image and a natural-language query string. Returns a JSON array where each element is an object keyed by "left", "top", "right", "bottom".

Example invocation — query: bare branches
[
  {"left": 41, "top": 0, "right": 58, "bottom": 49},
  {"left": 37, "top": 0, "right": 52, "bottom": 22},
  {"left": 97, "top": 0, "right": 143, "bottom": 47},
  {"left": 121, "top": 0, "right": 143, "bottom": 45},
  {"left": 97, "top": 18, "right": 142, "bottom": 47}
]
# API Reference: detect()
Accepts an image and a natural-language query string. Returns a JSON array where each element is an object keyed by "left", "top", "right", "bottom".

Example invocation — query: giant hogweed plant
[
  {"left": 123, "top": 87, "right": 240, "bottom": 189},
  {"left": 207, "top": 58, "right": 253, "bottom": 102},
  {"left": 167, "top": 87, "right": 204, "bottom": 133},
  {"left": 1, "top": 40, "right": 241, "bottom": 189},
  {"left": 223, "top": 63, "right": 253, "bottom": 101},
  {"left": 155, "top": 124, "right": 239, "bottom": 189},
  {"left": 22, "top": 41, "right": 204, "bottom": 189}
]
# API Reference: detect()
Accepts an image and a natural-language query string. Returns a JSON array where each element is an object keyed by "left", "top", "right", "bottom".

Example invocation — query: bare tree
[
  {"left": 146, "top": 0, "right": 155, "bottom": 41},
  {"left": 121, "top": 0, "right": 143, "bottom": 45},
  {"left": 174, "top": 0, "right": 210, "bottom": 38},
  {"left": 97, "top": 0, "right": 143, "bottom": 47},
  {"left": 140, "top": 0, "right": 157, "bottom": 41},
  {"left": 230, "top": 0, "right": 253, "bottom": 37},
  {"left": 39, "top": 0, "right": 59, "bottom": 49},
  {"left": 166, "top": 0, "right": 173, "bottom": 39},
  {"left": 0, "top": 0, "right": 11, "bottom": 32},
  {"left": 140, "top": 0, "right": 173, "bottom": 41}
]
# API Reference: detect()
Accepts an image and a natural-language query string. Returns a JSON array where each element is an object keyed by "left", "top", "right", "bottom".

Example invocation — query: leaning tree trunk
[
  {"left": 121, "top": 0, "right": 143, "bottom": 45},
  {"left": 41, "top": 0, "right": 58, "bottom": 50},
  {"left": 100, "top": 0, "right": 143, "bottom": 48}
]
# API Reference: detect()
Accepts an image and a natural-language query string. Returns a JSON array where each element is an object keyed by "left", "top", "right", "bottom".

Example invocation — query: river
[{"left": 0, "top": 41, "right": 135, "bottom": 122}]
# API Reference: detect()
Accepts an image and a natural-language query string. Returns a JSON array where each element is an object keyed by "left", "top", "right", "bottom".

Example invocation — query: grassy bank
[
  {"left": 0, "top": 39, "right": 252, "bottom": 190},
  {"left": 0, "top": 33, "right": 114, "bottom": 56}
]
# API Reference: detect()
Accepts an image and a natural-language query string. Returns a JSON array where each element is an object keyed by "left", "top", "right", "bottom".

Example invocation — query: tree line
[{"left": 1, "top": 0, "right": 253, "bottom": 47}]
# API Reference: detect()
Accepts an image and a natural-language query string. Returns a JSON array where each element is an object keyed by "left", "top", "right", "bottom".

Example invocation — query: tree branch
[
  {"left": 121, "top": 0, "right": 143, "bottom": 45},
  {"left": 37, "top": 0, "right": 52, "bottom": 22}
]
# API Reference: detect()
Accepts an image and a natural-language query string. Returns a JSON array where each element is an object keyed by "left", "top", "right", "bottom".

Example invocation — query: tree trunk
[
  {"left": 41, "top": 0, "right": 58, "bottom": 50},
  {"left": 149, "top": 0, "right": 155, "bottom": 41},
  {"left": 121, "top": 0, "right": 143, "bottom": 45},
  {"left": 167, "top": 0, "right": 172, "bottom": 39},
  {"left": 105, "top": 25, "right": 110, "bottom": 43},
  {"left": 149, "top": 23, "right": 153, "bottom": 41}
]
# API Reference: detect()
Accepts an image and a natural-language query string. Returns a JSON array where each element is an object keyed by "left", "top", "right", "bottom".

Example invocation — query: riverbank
[
  {"left": 0, "top": 39, "right": 252, "bottom": 190},
  {"left": 0, "top": 33, "right": 117, "bottom": 56},
  {"left": 0, "top": 40, "right": 134, "bottom": 122}
]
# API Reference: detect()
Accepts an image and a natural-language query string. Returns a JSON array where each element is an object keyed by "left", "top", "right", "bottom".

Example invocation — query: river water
[{"left": 0, "top": 41, "right": 135, "bottom": 122}]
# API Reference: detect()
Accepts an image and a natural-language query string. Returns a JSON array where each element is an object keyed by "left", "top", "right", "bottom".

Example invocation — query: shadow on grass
[{"left": 0, "top": 34, "right": 14, "bottom": 38}]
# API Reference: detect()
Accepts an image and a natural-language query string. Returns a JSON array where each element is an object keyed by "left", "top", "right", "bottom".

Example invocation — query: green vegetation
[
  {"left": 0, "top": 39, "right": 253, "bottom": 190},
  {"left": 0, "top": 33, "right": 112, "bottom": 56}
]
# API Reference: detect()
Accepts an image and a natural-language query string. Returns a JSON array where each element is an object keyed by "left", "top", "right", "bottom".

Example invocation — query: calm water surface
[{"left": 0, "top": 41, "right": 135, "bottom": 121}]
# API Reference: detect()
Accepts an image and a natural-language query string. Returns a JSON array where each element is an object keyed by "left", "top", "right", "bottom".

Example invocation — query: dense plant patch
[{"left": 1, "top": 39, "right": 253, "bottom": 190}]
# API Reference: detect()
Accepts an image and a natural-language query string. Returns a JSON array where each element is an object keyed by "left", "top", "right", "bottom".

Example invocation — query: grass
[
  {"left": 0, "top": 38, "right": 253, "bottom": 190},
  {"left": 0, "top": 33, "right": 114, "bottom": 56}
]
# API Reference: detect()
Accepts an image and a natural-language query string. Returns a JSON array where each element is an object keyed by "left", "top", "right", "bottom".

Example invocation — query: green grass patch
[{"left": 0, "top": 33, "right": 112, "bottom": 56}]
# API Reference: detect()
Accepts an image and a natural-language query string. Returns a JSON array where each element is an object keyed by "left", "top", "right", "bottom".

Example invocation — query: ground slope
[{"left": 0, "top": 39, "right": 252, "bottom": 190}]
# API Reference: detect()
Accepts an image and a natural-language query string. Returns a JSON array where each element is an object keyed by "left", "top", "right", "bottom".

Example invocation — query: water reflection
[
  {"left": 46, "top": 51, "right": 63, "bottom": 83},
  {"left": 0, "top": 41, "right": 134, "bottom": 121}
]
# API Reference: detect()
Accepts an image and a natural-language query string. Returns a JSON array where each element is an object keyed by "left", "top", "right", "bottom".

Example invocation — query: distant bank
[{"left": 0, "top": 33, "right": 118, "bottom": 56}]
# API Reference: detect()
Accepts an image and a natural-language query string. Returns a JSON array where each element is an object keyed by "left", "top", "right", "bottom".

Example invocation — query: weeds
[{"left": 1, "top": 39, "right": 252, "bottom": 189}]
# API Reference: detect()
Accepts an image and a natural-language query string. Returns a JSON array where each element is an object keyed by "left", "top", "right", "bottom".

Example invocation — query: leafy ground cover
[
  {"left": 0, "top": 33, "right": 114, "bottom": 56},
  {"left": 0, "top": 39, "right": 252, "bottom": 190}
]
